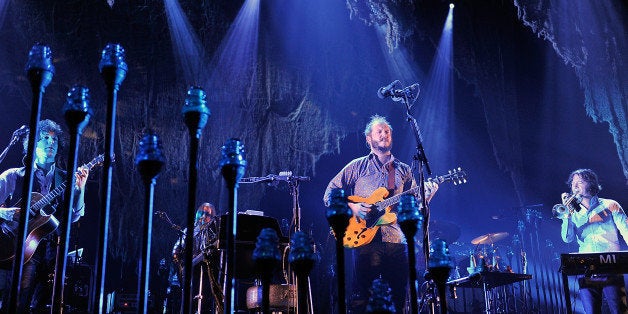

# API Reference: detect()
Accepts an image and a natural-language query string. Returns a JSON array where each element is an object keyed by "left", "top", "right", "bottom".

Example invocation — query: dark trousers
[
  {"left": 0, "top": 236, "right": 55, "bottom": 314},
  {"left": 351, "top": 242, "right": 409, "bottom": 313},
  {"left": 579, "top": 275, "right": 628, "bottom": 314}
]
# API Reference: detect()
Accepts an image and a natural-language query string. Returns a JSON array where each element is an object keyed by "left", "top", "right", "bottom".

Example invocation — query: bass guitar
[
  {"left": 343, "top": 167, "right": 467, "bottom": 248},
  {"left": 0, "top": 154, "right": 105, "bottom": 269}
]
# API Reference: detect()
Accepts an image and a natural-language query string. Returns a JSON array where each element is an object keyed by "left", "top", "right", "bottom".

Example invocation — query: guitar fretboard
[
  {"left": 376, "top": 170, "right": 466, "bottom": 211},
  {"left": 30, "top": 154, "right": 104, "bottom": 214}
]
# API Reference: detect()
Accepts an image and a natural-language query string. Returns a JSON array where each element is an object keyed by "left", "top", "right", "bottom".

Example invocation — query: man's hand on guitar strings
[
  {"left": 0, "top": 207, "right": 18, "bottom": 221},
  {"left": 349, "top": 202, "right": 371, "bottom": 219},
  {"left": 74, "top": 166, "right": 90, "bottom": 190}
]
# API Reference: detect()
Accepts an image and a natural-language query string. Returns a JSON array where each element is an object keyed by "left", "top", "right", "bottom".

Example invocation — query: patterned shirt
[
  {"left": 561, "top": 196, "right": 628, "bottom": 253},
  {"left": 0, "top": 165, "right": 84, "bottom": 222},
  {"left": 323, "top": 153, "right": 416, "bottom": 244}
]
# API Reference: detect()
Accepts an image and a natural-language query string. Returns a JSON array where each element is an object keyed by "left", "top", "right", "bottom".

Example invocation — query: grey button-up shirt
[{"left": 323, "top": 153, "right": 416, "bottom": 244}]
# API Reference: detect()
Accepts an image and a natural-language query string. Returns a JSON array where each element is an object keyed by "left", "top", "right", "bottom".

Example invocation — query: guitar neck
[
  {"left": 31, "top": 154, "right": 103, "bottom": 213},
  {"left": 376, "top": 175, "right": 450, "bottom": 211}
]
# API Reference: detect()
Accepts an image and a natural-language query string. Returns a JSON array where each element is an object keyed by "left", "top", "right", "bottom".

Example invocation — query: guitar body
[
  {"left": 340, "top": 168, "right": 467, "bottom": 248},
  {"left": 344, "top": 187, "right": 397, "bottom": 248},
  {"left": 0, "top": 192, "right": 60, "bottom": 269}
]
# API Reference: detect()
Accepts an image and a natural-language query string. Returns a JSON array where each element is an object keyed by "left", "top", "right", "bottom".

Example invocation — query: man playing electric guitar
[
  {"left": 0, "top": 119, "right": 89, "bottom": 313},
  {"left": 323, "top": 115, "right": 438, "bottom": 313}
]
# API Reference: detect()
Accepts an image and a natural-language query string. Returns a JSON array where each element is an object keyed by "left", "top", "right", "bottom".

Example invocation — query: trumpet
[{"left": 552, "top": 192, "right": 583, "bottom": 219}]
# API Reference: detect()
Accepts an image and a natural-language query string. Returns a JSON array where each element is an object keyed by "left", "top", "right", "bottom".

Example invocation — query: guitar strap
[
  {"left": 54, "top": 168, "right": 64, "bottom": 189},
  {"left": 385, "top": 161, "right": 395, "bottom": 192}
]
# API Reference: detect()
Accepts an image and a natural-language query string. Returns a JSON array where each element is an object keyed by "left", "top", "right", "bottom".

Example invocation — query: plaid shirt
[{"left": 323, "top": 152, "right": 415, "bottom": 244}]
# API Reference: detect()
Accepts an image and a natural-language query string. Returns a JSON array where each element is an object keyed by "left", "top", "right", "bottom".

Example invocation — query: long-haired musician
[
  {"left": 171, "top": 202, "right": 222, "bottom": 313},
  {"left": 0, "top": 119, "right": 90, "bottom": 312},
  {"left": 560, "top": 168, "right": 628, "bottom": 313}
]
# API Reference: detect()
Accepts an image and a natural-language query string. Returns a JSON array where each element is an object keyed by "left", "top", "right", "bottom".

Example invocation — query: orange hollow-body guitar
[{"left": 342, "top": 168, "right": 467, "bottom": 248}]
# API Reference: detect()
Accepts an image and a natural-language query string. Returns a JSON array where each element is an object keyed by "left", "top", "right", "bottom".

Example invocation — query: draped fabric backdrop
[{"left": 0, "top": 0, "right": 625, "bottom": 300}]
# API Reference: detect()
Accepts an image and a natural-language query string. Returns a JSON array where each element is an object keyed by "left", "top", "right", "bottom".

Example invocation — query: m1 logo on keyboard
[{"left": 599, "top": 253, "right": 617, "bottom": 264}]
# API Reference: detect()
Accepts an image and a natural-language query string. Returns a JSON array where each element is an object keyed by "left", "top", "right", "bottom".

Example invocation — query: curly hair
[
  {"left": 22, "top": 119, "right": 65, "bottom": 154},
  {"left": 567, "top": 168, "right": 602, "bottom": 196}
]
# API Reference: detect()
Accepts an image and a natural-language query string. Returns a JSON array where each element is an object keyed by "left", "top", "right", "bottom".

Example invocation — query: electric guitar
[
  {"left": 0, "top": 154, "right": 105, "bottom": 269},
  {"left": 343, "top": 168, "right": 467, "bottom": 248}
]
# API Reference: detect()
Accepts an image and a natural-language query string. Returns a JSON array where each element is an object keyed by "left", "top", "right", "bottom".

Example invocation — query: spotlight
[{"left": 449, "top": 3, "right": 455, "bottom": 9}]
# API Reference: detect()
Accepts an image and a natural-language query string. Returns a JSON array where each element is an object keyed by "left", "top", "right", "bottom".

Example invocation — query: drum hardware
[
  {"left": 471, "top": 232, "right": 509, "bottom": 245},
  {"left": 245, "top": 284, "right": 296, "bottom": 310}
]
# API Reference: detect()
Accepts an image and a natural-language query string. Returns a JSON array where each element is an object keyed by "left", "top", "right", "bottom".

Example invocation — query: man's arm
[
  {"left": 561, "top": 216, "right": 575, "bottom": 243},
  {"left": 608, "top": 200, "right": 628, "bottom": 242},
  {"left": 71, "top": 166, "right": 89, "bottom": 222},
  {"left": 323, "top": 161, "right": 358, "bottom": 207},
  {"left": 0, "top": 168, "right": 17, "bottom": 208}
]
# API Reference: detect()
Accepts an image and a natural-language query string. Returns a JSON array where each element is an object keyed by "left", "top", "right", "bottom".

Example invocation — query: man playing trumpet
[{"left": 560, "top": 169, "right": 628, "bottom": 313}]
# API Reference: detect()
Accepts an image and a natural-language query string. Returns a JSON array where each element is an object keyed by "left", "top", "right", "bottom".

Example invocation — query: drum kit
[{"left": 423, "top": 220, "right": 511, "bottom": 275}]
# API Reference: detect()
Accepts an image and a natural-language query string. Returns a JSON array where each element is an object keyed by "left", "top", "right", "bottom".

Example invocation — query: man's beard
[{"left": 372, "top": 142, "right": 392, "bottom": 153}]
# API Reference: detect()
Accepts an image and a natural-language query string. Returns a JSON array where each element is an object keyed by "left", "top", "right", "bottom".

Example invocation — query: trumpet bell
[{"left": 552, "top": 204, "right": 570, "bottom": 219}]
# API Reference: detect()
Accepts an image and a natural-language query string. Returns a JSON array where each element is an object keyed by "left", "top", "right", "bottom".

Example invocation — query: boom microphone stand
[
  {"left": 51, "top": 86, "right": 93, "bottom": 314},
  {"left": 9, "top": 43, "right": 54, "bottom": 313},
  {"left": 95, "top": 43, "right": 127, "bottom": 313},
  {"left": 379, "top": 81, "right": 432, "bottom": 313}
]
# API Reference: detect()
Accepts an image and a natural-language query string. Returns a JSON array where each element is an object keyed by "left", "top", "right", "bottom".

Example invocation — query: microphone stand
[
  {"left": 0, "top": 127, "right": 27, "bottom": 166},
  {"left": 286, "top": 175, "right": 314, "bottom": 314},
  {"left": 400, "top": 90, "right": 433, "bottom": 313},
  {"left": 181, "top": 86, "right": 210, "bottom": 314},
  {"left": 51, "top": 86, "right": 93, "bottom": 314},
  {"left": 9, "top": 44, "right": 54, "bottom": 313},
  {"left": 95, "top": 43, "right": 127, "bottom": 314},
  {"left": 136, "top": 133, "right": 166, "bottom": 313}
]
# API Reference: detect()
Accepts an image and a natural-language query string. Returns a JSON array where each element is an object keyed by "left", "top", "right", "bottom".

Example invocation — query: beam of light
[
  {"left": 375, "top": 25, "right": 423, "bottom": 90},
  {"left": 208, "top": 0, "right": 260, "bottom": 103},
  {"left": 164, "top": 0, "right": 208, "bottom": 85},
  {"left": 413, "top": 6, "right": 455, "bottom": 168}
]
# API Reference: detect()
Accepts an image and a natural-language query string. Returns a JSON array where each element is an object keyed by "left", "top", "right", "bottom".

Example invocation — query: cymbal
[
  {"left": 428, "top": 220, "right": 461, "bottom": 243},
  {"left": 471, "top": 232, "right": 509, "bottom": 245}
]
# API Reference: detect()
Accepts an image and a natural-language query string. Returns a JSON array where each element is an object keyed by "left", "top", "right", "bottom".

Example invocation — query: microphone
[
  {"left": 401, "top": 83, "right": 420, "bottom": 100},
  {"left": 377, "top": 80, "right": 401, "bottom": 99},
  {"left": 268, "top": 171, "right": 311, "bottom": 183},
  {"left": 11, "top": 125, "right": 29, "bottom": 143},
  {"left": 377, "top": 81, "right": 420, "bottom": 101}
]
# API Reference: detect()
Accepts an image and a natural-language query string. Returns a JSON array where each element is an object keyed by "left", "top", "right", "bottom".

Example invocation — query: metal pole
[
  {"left": 94, "top": 44, "right": 127, "bottom": 313},
  {"left": 9, "top": 44, "right": 54, "bottom": 313}
]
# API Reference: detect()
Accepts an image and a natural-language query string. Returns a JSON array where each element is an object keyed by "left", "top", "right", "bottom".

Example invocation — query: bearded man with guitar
[
  {"left": 323, "top": 115, "right": 439, "bottom": 313},
  {"left": 0, "top": 119, "right": 89, "bottom": 313}
]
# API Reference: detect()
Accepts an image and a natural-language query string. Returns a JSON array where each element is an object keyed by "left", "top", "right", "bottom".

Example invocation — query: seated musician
[
  {"left": 171, "top": 202, "right": 222, "bottom": 312},
  {"left": 560, "top": 169, "right": 628, "bottom": 313}
]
